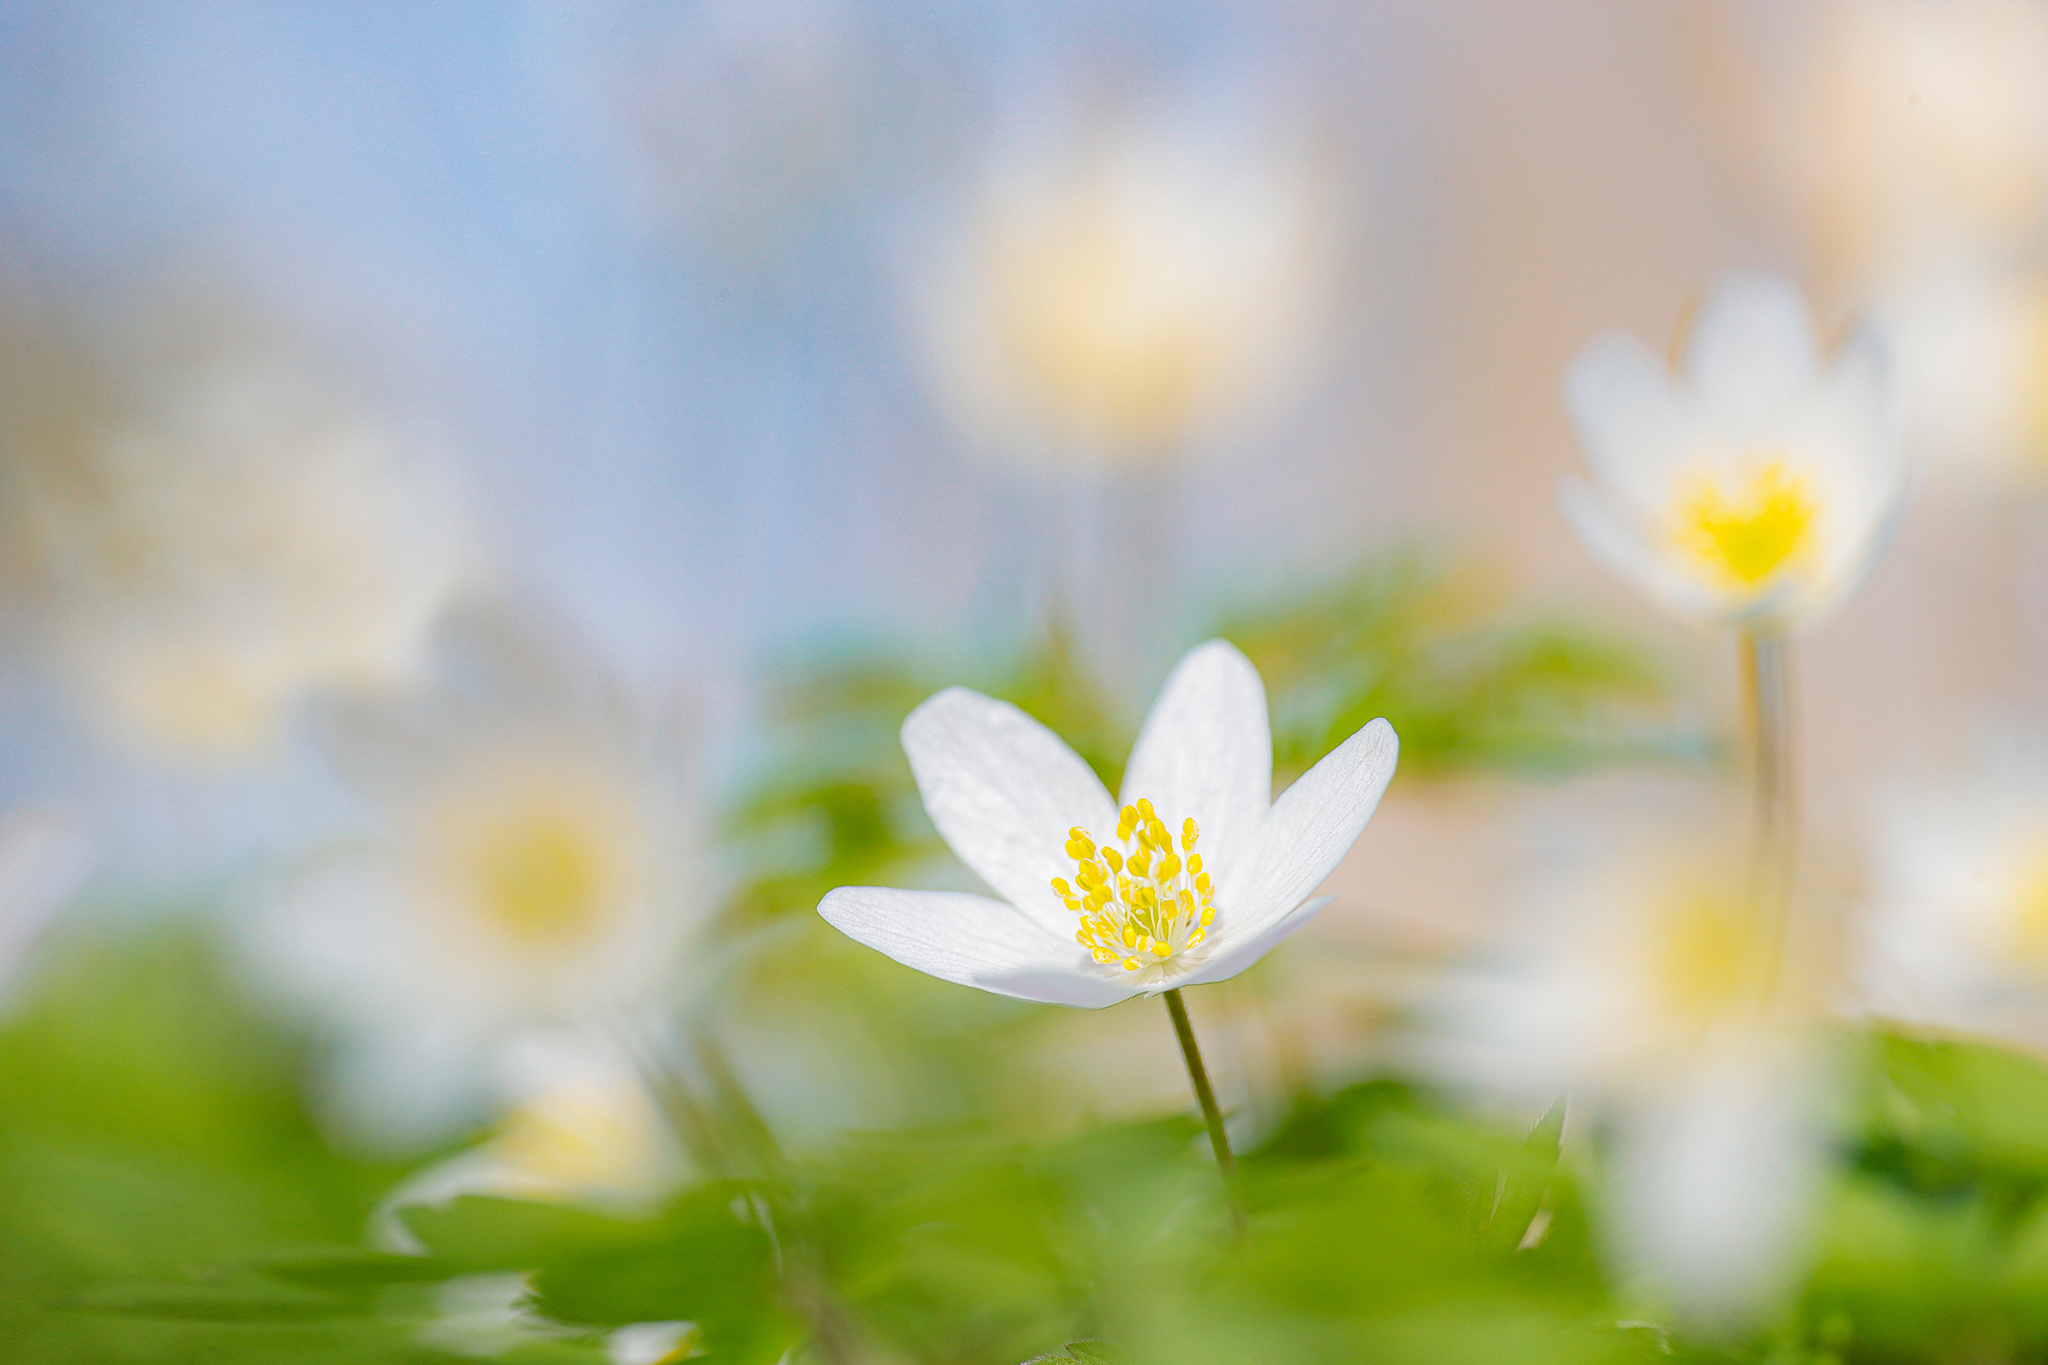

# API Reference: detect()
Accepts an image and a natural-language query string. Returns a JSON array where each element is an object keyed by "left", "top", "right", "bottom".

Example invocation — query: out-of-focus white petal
[
  {"left": 1180, "top": 895, "right": 1331, "bottom": 987},
  {"left": 902, "top": 687, "right": 1118, "bottom": 927},
  {"left": 1607, "top": 1053, "right": 1824, "bottom": 1328},
  {"left": 1230, "top": 718, "right": 1397, "bottom": 934},
  {"left": 1118, "top": 640, "right": 1271, "bottom": 869},
  {"left": 819, "top": 886, "right": 1129, "bottom": 1008},
  {"left": 608, "top": 1322, "right": 699, "bottom": 1365},
  {"left": 1564, "top": 332, "right": 1686, "bottom": 513},
  {"left": 1683, "top": 273, "right": 1824, "bottom": 425}
]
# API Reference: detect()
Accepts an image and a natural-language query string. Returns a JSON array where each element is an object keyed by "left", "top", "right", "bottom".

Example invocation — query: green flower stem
[
  {"left": 1164, "top": 987, "right": 1246, "bottom": 1238},
  {"left": 1738, "top": 628, "right": 1797, "bottom": 948}
]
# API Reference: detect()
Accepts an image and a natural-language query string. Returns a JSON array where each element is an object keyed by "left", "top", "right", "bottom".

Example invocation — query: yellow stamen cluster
[
  {"left": 1050, "top": 797, "right": 1214, "bottom": 973},
  {"left": 1672, "top": 458, "right": 1818, "bottom": 588}
]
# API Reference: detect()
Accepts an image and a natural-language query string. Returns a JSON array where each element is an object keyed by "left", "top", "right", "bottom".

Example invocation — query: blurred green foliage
[{"left": 21, "top": 922, "right": 2048, "bottom": 1364}]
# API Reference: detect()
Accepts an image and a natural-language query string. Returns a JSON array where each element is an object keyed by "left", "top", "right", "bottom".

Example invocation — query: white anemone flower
[
  {"left": 1424, "top": 835, "right": 1834, "bottom": 1327},
  {"left": 6, "top": 362, "right": 470, "bottom": 757},
  {"left": 1859, "top": 767, "right": 2048, "bottom": 1051},
  {"left": 819, "top": 640, "right": 1397, "bottom": 1006},
  {"left": 922, "top": 119, "right": 1333, "bottom": 468},
  {"left": 251, "top": 605, "right": 701, "bottom": 1148},
  {"left": 1561, "top": 273, "right": 1906, "bottom": 632},
  {"left": 374, "top": 1030, "right": 685, "bottom": 1242}
]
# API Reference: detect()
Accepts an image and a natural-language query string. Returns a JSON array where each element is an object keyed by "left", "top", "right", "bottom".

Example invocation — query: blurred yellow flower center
[
  {"left": 473, "top": 816, "right": 606, "bottom": 944},
  {"left": 1652, "top": 895, "right": 1775, "bottom": 1028},
  {"left": 1672, "top": 460, "right": 1818, "bottom": 587},
  {"left": 1051, "top": 798, "right": 1214, "bottom": 974},
  {"left": 2008, "top": 856, "right": 2048, "bottom": 966},
  {"left": 992, "top": 217, "right": 1213, "bottom": 450}
]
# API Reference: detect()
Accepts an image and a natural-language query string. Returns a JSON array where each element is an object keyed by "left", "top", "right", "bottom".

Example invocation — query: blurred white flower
[
  {"left": 4, "top": 361, "right": 470, "bottom": 757},
  {"left": 251, "top": 604, "right": 703, "bottom": 1148},
  {"left": 376, "top": 1030, "right": 686, "bottom": 1241},
  {"left": 607, "top": 1320, "right": 699, "bottom": 1365},
  {"left": 1792, "top": 0, "right": 2048, "bottom": 280},
  {"left": 1561, "top": 273, "right": 1905, "bottom": 631},
  {"left": 820, "top": 640, "right": 1397, "bottom": 1005},
  {"left": 1424, "top": 836, "right": 1835, "bottom": 1327},
  {"left": 1859, "top": 765, "right": 2048, "bottom": 1050},
  {"left": 415, "top": 1273, "right": 565, "bottom": 1357},
  {"left": 922, "top": 118, "right": 1334, "bottom": 467}
]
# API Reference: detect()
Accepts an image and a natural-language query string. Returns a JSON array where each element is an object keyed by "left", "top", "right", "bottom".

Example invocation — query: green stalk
[
  {"left": 1164, "top": 987, "right": 1246, "bottom": 1238},
  {"left": 1738, "top": 628, "right": 1797, "bottom": 974}
]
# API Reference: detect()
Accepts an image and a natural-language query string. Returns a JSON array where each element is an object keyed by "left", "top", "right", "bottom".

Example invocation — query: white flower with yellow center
[
  {"left": 5, "top": 362, "right": 471, "bottom": 757},
  {"left": 1860, "top": 772, "right": 2048, "bottom": 1051},
  {"left": 1426, "top": 835, "right": 1835, "bottom": 1326},
  {"left": 922, "top": 120, "right": 1332, "bottom": 468},
  {"left": 251, "top": 606, "right": 700, "bottom": 1147},
  {"left": 819, "top": 640, "right": 1397, "bottom": 1006},
  {"left": 1561, "top": 273, "right": 1905, "bottom": 631}
]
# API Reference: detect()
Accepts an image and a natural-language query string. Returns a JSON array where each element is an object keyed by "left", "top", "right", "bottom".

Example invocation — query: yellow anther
[
  {"left": 1178, "top": 889, "right": 1195, "bottom": 914},
  {"left": 1156, "top": 853, "right": 1181, "bottom": 882},
  {"left": 1182, "top": 817, "right": 1198, "bottom": 851},
  {"left": 1050, "top": 877, "right": 1072, "bottom": 898},
  {"left": 1195, "top": 871, "right": 1212, "bottom": 895},
  {"left": 1122, "top": 926, "right": 1137, "bottom": 948},
  {"left": 1152, "top": 940, "right": 1171, "bottom": 958},
  {"left": 1065, "top": 835, "right": 1096, "bottom": 860},
  {"left": 1087, "top": 886, "right": 1112, "bottom": 911},
  {"left": 1128, "top": 849, "right": 1151, "bottom": 877},
  {"left": 1186, "top": 929, "right": 1205, "bottom": 948},
  {"left": 1102, "top": 847, "right": 1123, "bottom": 873},
  {"left": 1076, "top": 929, "right": 1092, "bottom": 946},
  {"left": 1123, "top": 957, "right": 1141, "bottom": 971},
  {"left": 1118, "top": 805, "right": 1138, "bottom": 838},
  {"left": 1136, "top": 798, "right": 1156, "bottom": 819},
  {"left": 1200, "top": 907, "right": 1214, "bottom": 927},
  {"left": 1093, "top": 947, "right": 1118, "bottom": 964},
  {"left": 1187, "top": 853, "right": 1202, "bottom": 876},
  {"left": 1075, "top": 862, "right": 1101, "bottom": 889}
]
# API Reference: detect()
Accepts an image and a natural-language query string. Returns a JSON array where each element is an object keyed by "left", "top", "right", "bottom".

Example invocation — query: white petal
[
  {"left": 901, "top": 687, "right": 1119, "bottom": 927},
  {"left": 1227, "top": 717, "right": 1398, "bottom": 935},
  {"left": 1607, "top": 1055, "right": 1823, "bottom": 1326},
  {"left": 1178, "top": 895, "right": 1331, "bottom": 986},
  {"left": 1682, "top": 273, "right": 1821, "bottom": 427},
  {"left": 1118, "top": 640, "right": 1272, "bottom": 871},
  {"left": 1564, "top": 332, "right": 1686, "bottom": 513},
  {"left": 1558, "top": 478, "right": 1708, "bottom": 614},
  {"left": 818, "top": 886, "right": 1131, "bottom": 1008}
]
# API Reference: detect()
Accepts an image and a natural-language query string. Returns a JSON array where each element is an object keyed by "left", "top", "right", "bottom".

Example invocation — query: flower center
[
  {"left": 1671, "top": 459, "right": 1818, "bottom": 587},
  {"left": 1050, "top": 797, "right": 1214, "bottom": 973},
  {"left": 472, "top": 814, "right": 607, "bottom": 944},
  {"left": 1650, "top": 895, "right": 1776, "bottom": 1030}
]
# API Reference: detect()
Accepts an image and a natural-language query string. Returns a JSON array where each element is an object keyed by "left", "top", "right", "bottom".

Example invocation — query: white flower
[
  {"left": 373, "top": 1030, "right": 685, "bottom": 1244},
  {"left": 1422, "top": 833, "right": 1834, "bottom": 1326},
  {"left": 1859, "top": 764, "right": 2048, "bottom": 1051},
  {"left": 414, "top": 1273, "right": 565, "bottom": 1357},
  {"left": 1561, "top": 273, "right": 1905, "bottom": 631},
  {"left": 4, "top": 361, "right": 471, "bottom": 757},
  {"left": 818, "top": 640, "right": 1397, "bottom": 1006},
  {"left": 250, "top": 604, "right": 702, "bottom": 1147},
  {"left": 607, "top": 1321, "right": 700, "bottom": 1365},
  {"left": 920, "top": 119, "right": 1333, "bottom": 467}
]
